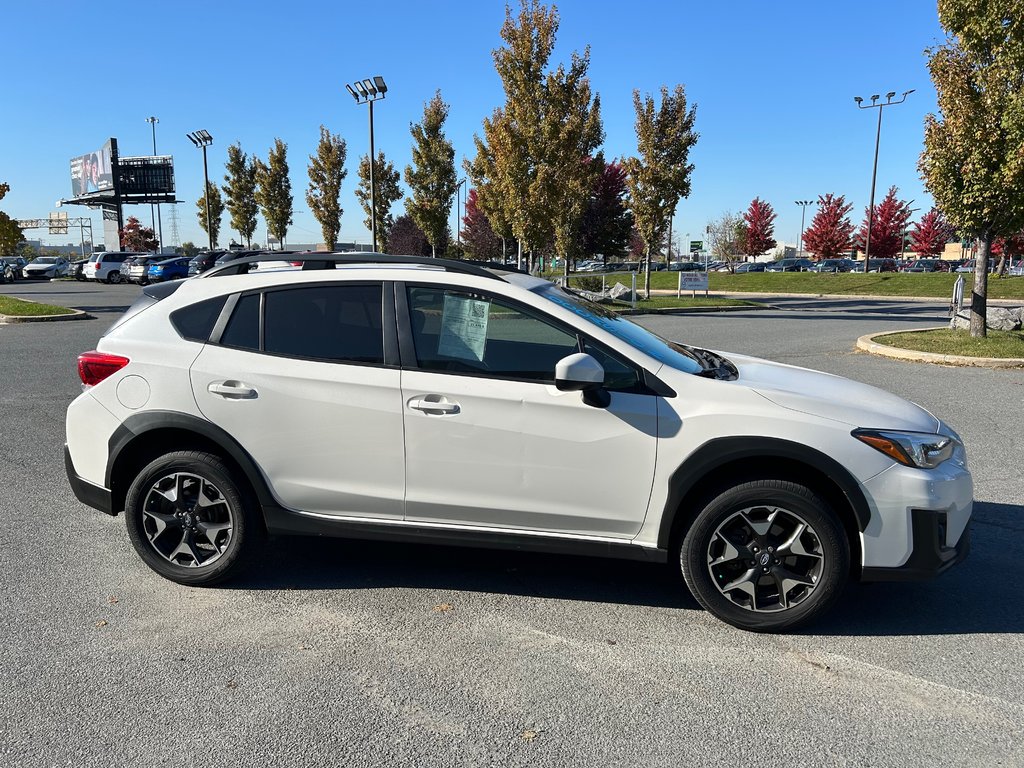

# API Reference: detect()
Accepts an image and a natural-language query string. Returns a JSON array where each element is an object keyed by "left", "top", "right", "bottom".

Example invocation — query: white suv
[
  {"left": 83, "top": 251, "right": 137, "bottom": 283},
  {"left": 64, "top": 254, "right": 972, "bottom": 631}
]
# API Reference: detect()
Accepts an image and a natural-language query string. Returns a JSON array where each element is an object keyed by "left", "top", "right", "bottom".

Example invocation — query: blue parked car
[{"left": 147, "top": 257, "right": 192, "bottom": 283}]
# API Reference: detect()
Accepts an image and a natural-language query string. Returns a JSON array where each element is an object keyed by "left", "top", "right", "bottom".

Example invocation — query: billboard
[{"left": 70, "top": 141, "right": 114, "bottom": 195}]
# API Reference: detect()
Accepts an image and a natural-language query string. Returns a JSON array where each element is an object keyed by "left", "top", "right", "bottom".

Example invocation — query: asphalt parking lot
[{"left": 1, "top": 279, "right": 1022, "bottom": 767}]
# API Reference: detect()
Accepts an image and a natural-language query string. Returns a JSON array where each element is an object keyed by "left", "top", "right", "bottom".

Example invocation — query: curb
[
  {"left": 648, "top": 289, "right": 1023, "bottom": 305},
  {"left": 0, "top": 297, "right": 91, "bottom": 324},
  {"left": 616, "top": 303, "right": 772, "bottom": 316},
  {"left": 856, "top": 328, "right": 1024, "bottom": 368}
]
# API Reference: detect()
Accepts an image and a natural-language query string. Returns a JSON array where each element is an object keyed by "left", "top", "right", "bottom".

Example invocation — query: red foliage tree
[
  {"left": 909, "top": 208, "right": 954, "bottom": 257},
  {"left": 461, "top": 189, "right": 502, "bottom": 261},
  {"left": 581, "top": 160, "right": 633, "bottom": 262},
  {"left": 628, "top": 227, "right": 645, "bottom": 260},
  {"left": 386, "top": 214, "right": 431, "bottom": 257},
  {"left": 802, "top": 194, "right": 854, "bottom": 260},
  {"left": 119, "top": 216, "right": 158, "bottom": 252},
  {"left": 856, "top": 186, "right": 912, "bottom": 258},
  {"left": 741, "top": 197, "right": 777, "bottom": 257}
]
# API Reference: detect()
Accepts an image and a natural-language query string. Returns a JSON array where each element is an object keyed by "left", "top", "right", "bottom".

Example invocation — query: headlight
[{"left": 852, "top": 429, "right": 961, "bottom": 469}]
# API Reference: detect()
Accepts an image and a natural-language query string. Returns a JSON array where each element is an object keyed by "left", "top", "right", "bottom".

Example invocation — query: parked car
[
  {"left": 1008, "top": 262, "right": 1024, "bottom": 276},
  {"left": 6, "top": 256, "right": 27, "bottom": 279},
  {"left": 854, "top": 258, "right": 899, "bottom": 273},
  {"left": 187, "top": 251, "right": 229, "bottom": 276},
  {"left": 147, "top": 257, "right": 192, "bottom": 283},
  {"left": 813, "top": 259, "right": 856, "bottom": 273},
  {"left": 69, "top": 258, "right": 90, "bottom": 281},
  {"left": 84, "top": 252, "right": 135, "bottom": 284},
  {"left": 23, "top": 256, "right": 69, "bottom": 279},
  {"left": 127, "top": 256, "right": 159, "bottom": 284},
  {"left": 65, "top": 253, "right": 972, "bottom": 633},
  {"left": 734, "top": 262, "right": 767, "bottom": 273},
  {"left": 906, "top": 259, "right": 951, "bottom": 273},
  {"left": 765, "top": 258, "right": 814, "bottom": 272},
  {"left": 0, "top": 258, "right": 15, "bottom": 283},
  {"left": 668, "top": 261, "right": 705, "bottom": 272}
]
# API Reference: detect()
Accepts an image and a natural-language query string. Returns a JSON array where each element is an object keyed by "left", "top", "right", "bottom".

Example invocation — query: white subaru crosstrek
[{"left": 65, "top": 254, "right": 972, "bottom": 631}]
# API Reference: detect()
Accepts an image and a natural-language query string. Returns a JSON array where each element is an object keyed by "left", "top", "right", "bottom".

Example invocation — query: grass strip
[
  {"left": 0, "top": 295, "right": 75, "bottom": 317},
  {"left": 872, "top": 328, "right": 1024, "bottom": 358}
]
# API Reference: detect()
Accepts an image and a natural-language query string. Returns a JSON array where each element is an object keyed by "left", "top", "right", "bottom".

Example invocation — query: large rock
[
  {"left": 949, "top": 306, "right": 1023, "bottom": 331},
  {"left": 607, "top": 282, "right": 633, "bottom": 301}
]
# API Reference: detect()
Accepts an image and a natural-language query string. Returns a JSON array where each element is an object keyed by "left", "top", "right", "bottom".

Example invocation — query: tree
[
  {"left": 467, "top": 1, "right": 602, "bottom": 272},
  {"left": 354, "top": 151, "right": 402, "bottom": 251},
  {"left": 920, "top": 0, "right": 1024, "bottom": 336},
  {"left": 254, "top": 138, "right": 293, "bottom": 250},
  {"left": 802, "top": 194, "right": 855, "bottom": 260},
  {"left": 222, "top": 143, "right": 259, "bottom": 248},
  {"left": 405, "top": 91, "right": 458, "bottom": 258},
  {"left": 581, "top": 159, "right": 633, "bottom": 263},
  {"left": 196, "top": 182, "right": 225, "bottom": 249},
  {"left": 306, "top": 125, "right": 348, "bottom": 250},
  {"left": 461, "top": 188, "right": 503, "bottom": 261},
  {"left": 855, "top": 186, "right": 912, "bottom": 259},
  {"left": 387, "top": 214, "right": 432, "bottom": 257},
  {"left": 741, "top": 198, "right": 777, "bottom": 258},
  {"left": 0, "top": 211, "right": 25, "bottom": 256},
  {"left": 0, "top": 182, "right": 9, "bottom": 201},
  {"left": 120, "top": 216, "right": 159, "bottom": 251},
  {"left": 623, "top": 84, "right": 699, "bottom": 295},
  {"left": 179, "top": 241, "right": 199, "bottom": 258},
  {"left": 910, "top": 208, "right": 955, "bottom": 257},
  {"left": 707, "top": 212, "right": 745, "bottom": 266}
]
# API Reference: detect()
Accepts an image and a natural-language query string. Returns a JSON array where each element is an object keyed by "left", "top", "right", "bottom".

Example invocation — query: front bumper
[
  {"left": 64, "top": 444, "right": 114, "bottom": 515},
  {"left": 861, "top": 508, "right": 970, "bottom": 581}
]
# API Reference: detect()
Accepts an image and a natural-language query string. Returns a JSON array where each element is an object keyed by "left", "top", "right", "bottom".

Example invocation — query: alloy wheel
[{"left": 141, "top": 472, "right": 234, "bottom": 568}]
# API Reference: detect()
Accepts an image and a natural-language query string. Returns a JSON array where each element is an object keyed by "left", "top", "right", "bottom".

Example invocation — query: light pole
[
  {"left": 795, "top": 200, "right": 815, "bottom": 259},
  {"left": 146, "top": 116, "right": 163, "bottom": 253},
  {"left": 345, "top": 76, "right": 388, "bottom": 253},
  {"left": 455, "top": 177, "right": 466, "bottom": 249},
  {"left": 186, "top": 130, "right": 214, "bottom": 251},
  {"left": 854, "top": 89, "right": 914, "bottom": 259}
]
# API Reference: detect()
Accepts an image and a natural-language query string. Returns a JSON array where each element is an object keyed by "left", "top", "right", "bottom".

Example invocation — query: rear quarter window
[{"left": 170, "top": 296, "right": 228, "bottom": 342}]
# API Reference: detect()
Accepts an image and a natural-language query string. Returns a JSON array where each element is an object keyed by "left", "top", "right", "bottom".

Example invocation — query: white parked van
[{"left": 83, "top": 252, "right": 142, "bottom": 283}]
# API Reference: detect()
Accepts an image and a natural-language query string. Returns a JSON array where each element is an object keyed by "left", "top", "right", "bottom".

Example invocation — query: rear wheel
[
  {"left": 124, "top": 451, "right": 262, "bottom": 586},
  {"left": 106, "top": 270, "right": 122, "bottom": 284},
  {"left": 680, "top": 480, "right": 848, "bottom": 632}
]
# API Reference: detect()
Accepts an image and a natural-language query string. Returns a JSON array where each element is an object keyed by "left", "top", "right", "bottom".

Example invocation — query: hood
[{"left": 724, "top": 351, "right": 940, "bottom": 433}]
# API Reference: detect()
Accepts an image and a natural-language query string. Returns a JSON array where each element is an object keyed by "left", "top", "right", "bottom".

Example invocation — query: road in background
[{"left": 2, "top": 281, "right": 1021, "bottom": 766}]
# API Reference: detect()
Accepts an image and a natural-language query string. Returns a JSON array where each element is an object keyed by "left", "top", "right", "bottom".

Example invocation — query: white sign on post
[{"left": 679, "top": 272, "right": 708, "bottom": 292}]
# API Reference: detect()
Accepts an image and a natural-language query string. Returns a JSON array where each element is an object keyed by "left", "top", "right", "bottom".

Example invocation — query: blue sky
[{"left": 2, "top": 0, "right": 947, "bottom": 252}]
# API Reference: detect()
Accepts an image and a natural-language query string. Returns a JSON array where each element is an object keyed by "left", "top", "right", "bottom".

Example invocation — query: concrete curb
[
  {"left": 0, "top": 297, "right": 91, "bottom": 324},
  {"left": 648, "top": 289, "right": 1022, "bottom": 305},
  {"left": 856, "top": 327, "right": 1024, "bottom": 368},
  {"left": 617, "top": 303, "right": 772, "bottom": 316}
]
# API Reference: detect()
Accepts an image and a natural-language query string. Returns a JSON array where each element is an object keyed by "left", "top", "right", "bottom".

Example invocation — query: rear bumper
[
  {"left": 861, "top": 508, "right": 970, "bottom": 581},
  {"left": 64, "top": 444, "right": 114, "bottom": 516}
]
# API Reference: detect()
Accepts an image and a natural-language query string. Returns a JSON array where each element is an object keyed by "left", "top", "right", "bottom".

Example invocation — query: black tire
[
  {"left": 107, "top": 271, "right": 122, "bottom": 284},
  {"left": 124, "top": 451, "right": 263, "bottom": 586},
  {"left": 680, "top": 480, "right": 848, "bottom": 632}
]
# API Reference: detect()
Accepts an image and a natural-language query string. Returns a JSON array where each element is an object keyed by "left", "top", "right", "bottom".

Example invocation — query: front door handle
[
  {"left": 408, "top": 395, "right": 460, "bottom": 415},
  {"left": 208, "top": 380, "right": 258, "bottom": 399}
]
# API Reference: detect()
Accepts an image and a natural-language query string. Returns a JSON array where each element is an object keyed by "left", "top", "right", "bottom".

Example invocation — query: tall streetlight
[
  {"left": 186, "top": 130, "right": 214, "bottom": 251},
  {"left": 345, "top": 76, "right": 388, "bottom": 253},
  {"left": 854, "top": 89, "right": 914, "bottom": 259},
  {"left": 454, "top": 177, "right": 466, "bottom": 248},
  {"left": 795, "top": 200, "right": 815, "bottom": 258},
  {"left": 146, "top": 116, "right": 163, "bottom": 252}
]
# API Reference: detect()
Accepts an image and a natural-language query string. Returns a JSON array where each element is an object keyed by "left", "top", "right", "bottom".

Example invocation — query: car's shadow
[{"left": 229, "top": 500, "right": 1023, "bottom": 636}]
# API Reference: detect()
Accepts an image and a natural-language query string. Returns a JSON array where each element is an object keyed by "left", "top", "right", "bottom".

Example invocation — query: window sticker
[{"left": 437, "top": 294, "right": 489, "bottom": 361}]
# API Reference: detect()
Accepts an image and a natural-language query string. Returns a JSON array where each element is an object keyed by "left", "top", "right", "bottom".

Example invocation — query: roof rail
[{"left": 198, "top": 251, "right": 509, "bottom": 281}]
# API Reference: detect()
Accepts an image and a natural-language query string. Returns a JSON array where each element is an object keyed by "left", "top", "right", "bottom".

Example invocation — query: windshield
[
  {"left": 534, "top": 283, "right": 702, "bottom": 375},
  {"left": 35, "top": 257, "right": 57, "bottom": 264}
]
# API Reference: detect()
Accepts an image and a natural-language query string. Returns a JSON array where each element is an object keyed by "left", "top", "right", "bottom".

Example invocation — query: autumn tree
[
  {"left": 910, "top": 208, "right": 955, "bottom": 257},
  {"left": 466, "top": 1, "right": 602, "bottom": 272},
  {"left": 404, "top": 91, "right": 458, "bottom": 258},
  {"left": 802, "top": 194, "right": 855, "bottom": 260},
  {"left": 354, "top": 151, "right": 402, "bottom": 251},
  {"left": 305, "top": 125, "right": 347, "bottom": 250},
  {"left": 223, "top": 143, "right": 259, "bottom": 247},
  {"left": 0, "top": 211, "right": 25, "bottom": 256},
  {"left": 196, "top": 182, "right": 225, "bottom": 248},
  {"left": 461, "top": 188, "right": 503, "bottom": 261},
  {"left": 920, "top": 0, "right": 1024, "bottom": 336},
  {"left": 254, "top": 138, "right": 293, "bottom": 250},
  {"left": 581, "top": 159, "right": 633, "bottom": 263},
  {"left": 741, "top": 197, "right": 777, "bottom": 258},
  {"left": 387, "top": 214, "right": 432, "bottom": 257},
  {"left": 707, "top": 212, "right": 745, "bottom": 266},
  {"left": 120, "top": 216, "right": 159, "bottom": 251},
  {"left": 0, "top": 182, "right": 9, "bottom": 201},
  {"left": 624, "top": 84, "right": 699, "bottom": 295},
  {"left": 855, "top": 186, "right": 912, "bottom": 259}
]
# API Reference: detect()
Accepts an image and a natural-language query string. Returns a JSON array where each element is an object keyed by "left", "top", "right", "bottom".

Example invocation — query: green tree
[
  {"left": 468, "top": 1, "right": 603, "bottom": 273},
  {"left": 179, "top": 241, "right": 199, "bottom": 258},
  {"left": 405, "top": 91, "right": 458, "bottom": 258},
  {"left": 223, "top": 143, "right": 259, "bottom": 248},
  {"left": 0, "top": 211, "right": 25, "bottom": 256},
  {"left": 354, "top": 151, "right": 402, "bottom": 251},
  {"left": 254, "top": 138, "right": 293, "bottom": 250},
  {"left": 0, "top": 182, "right": 9, "bottom": 201},
  {"left": 306, "top": 125, "right": 348, "bottom": 250},
  {"left": 196, "top": 181, "right": 225, "bottom": 248},
  {"left": 920, "top": 0, "right": 1024, "bottom": 337},
  {"left": 623, "top": 84, "right": 699, "bottom": 296}
]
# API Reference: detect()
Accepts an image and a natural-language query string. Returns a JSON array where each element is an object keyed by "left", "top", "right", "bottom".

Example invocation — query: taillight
[
  {"left": 77, "top": 350, "right": 130, "bottom": 387},
  {"left": 290, "top": 261, "right": 303, "bottom": 266}
]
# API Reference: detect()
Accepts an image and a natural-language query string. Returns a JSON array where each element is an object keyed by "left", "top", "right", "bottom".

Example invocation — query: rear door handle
[
  {"left": 408, "top": 395, "right": 460, "bottom": 415},
  {"left": 208, "top": 381, "right": 258, "bottom": 399}
]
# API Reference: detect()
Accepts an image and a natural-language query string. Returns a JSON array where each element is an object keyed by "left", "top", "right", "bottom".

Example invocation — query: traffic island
[
  {"left": 0, "top": 296, "right": 91, "bottom": 323},
  {"left": 856, "top": 327, "right": 1024, "bottom": 368}
]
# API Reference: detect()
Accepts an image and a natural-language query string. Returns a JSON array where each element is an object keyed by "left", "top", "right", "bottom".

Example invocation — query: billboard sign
[{"left": 70, "top": 141, "right": 114, "bottom": 196}]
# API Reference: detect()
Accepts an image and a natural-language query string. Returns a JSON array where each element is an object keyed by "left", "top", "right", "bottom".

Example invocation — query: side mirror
[{"left": 555, "top": 353, "right": 610, "bottom": 408}]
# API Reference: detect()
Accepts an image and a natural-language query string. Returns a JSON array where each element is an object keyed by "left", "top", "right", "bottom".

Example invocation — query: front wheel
[
  {"left": 680, "top": 480, "right": 848, "bottom": 632},
  {"left": 107, "top": 271, "right": 122, "bottom": 284},
  {"left": 124, "top": 451, "right": 262, "bottom": 586}
]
